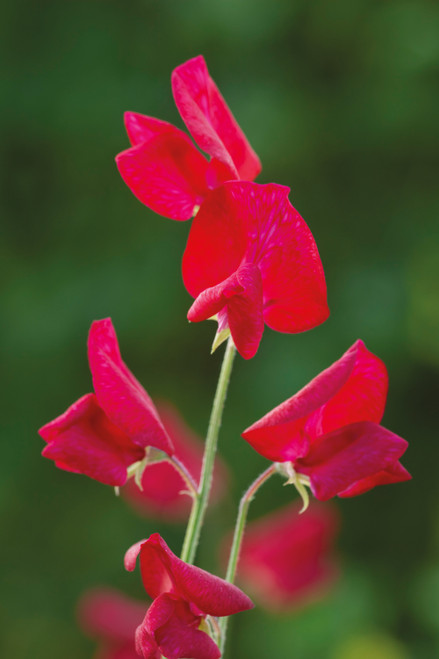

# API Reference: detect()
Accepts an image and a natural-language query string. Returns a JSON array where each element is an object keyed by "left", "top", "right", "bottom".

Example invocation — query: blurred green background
[{"left": 1, "top": 0, "right": 439, "bottom": 657}]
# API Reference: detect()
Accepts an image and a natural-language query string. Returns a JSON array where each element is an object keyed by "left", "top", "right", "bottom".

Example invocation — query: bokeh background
[{"left": 2, "top": 0, "right": 439, "bottom": 657}]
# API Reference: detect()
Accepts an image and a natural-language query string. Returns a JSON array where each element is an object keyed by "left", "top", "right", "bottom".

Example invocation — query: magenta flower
[
  {"left": 230, "top": 502, "right": 339, "bottom": 611},
  {"left": 116, "top": 55, "right": 261, "bottom": 221},
  {"left": 122, "top": 401, "right": 228, "bottom": 521},
  {"left": 182, "top": 181, "right": 329, "bottom": 359},
  {"left": 78, "top": 588, "right": 146, "bottom": 659},
  {"left": 125, "top": 533, "right": 253, "bottom": 659},
  {"left": 242, "top": 340, "right": 411, "bottom": 500},
  {"left": 39, "top": 318, "right": 173, "bottom": 486}
]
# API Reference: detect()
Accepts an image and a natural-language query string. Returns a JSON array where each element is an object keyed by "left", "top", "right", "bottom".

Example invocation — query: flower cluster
[
  {"left": 116, "top": 55, "right": 328, "bottom": 359},
  {"left": 125, "top": 534, "right": 253, "bottom": 659},
  {"left": 39, "top": 318, "right": 173, "bottom": 487},
  {"left": 116, "top": 55, "right": 261, "bottom": 221},
  {"left": 243, "top": 340, "right": 410, "bottom": 502},
  {"left": 39, "top": 56, "right": 411, "bottom": 659}
]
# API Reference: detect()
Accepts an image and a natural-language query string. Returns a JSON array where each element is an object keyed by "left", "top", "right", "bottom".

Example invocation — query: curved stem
[
  {"left": 166, "top": 455, "right": 198, "bottom": 498},
  {"left": 219, "top": 464, "right": 277, "bottom": 654},
  {"left": 180, "top": 338, "right": 236, "bottom": 564}
]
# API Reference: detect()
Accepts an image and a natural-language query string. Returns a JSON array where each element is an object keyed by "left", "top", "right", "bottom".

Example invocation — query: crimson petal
[
  {"left": 305, "top": 340, "right": 388, "bottom": 439},
  {"left": 338, "top": 461, "right": 411, "bottom": 497},
  {"left": 143, "top": 595, "right": 219, "bottom": 659},
  {"left": 187, "top": 262, "right": 264, "bottom": 359},
  {"left": 183, "top": 182, "right": 328, "bottom": 346},
  {"left": 40, "top": 394, "right": 144, "bottom": 486},
  {"left": 242, "top": 340, "right": 387, "bottom": 462},
  {"left": 186, "top": 180, "right": 327, "bottom": 332},
  {"left": 88, "top": 319, "right": 174, "bottom": 455},
  {"left": 172, "top": 55, "right": 261, "bottom": 182},
  {"left": 116, "top": 126, "right": 209, "bottom": 221},
  {"left": 135, "top": 619, "right": 161, "bottom": 659},
  {"left": 123, "top": 113, "right": 177, "bottom": 147},
  {"left": 138, "top": 534, "right": 253, "bottom": 617},
  {"left": 124, "top": 539, "right": 174, "bottom": 599},
  {"left": 296, "top": 421, "right": 409, "bottom": 501}
]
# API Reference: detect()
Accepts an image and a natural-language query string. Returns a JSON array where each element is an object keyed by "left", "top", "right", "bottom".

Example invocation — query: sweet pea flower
[
  {"left": 125, "top": 533, "right": 253, "bottom": 659},
  {"left": 39, "top": 318, "right": 173, "bottom": 487},
  {"left": 78, "top": 588, "right": 146, "bottom": 659},
  {"left": 116, "top": 55, "right": 261, "bottom": 221},
  {"left": 182, "top": 181, "right": 329, "bottom": 359},
  {"left": 122, "top": 401, "right": 227, "bottom": 521},
  {"left": 242, "top": 340, "right": 411, "bottom": 500},
  {"left": 231, "top": 502, "right": 339, "bottom": 611}
]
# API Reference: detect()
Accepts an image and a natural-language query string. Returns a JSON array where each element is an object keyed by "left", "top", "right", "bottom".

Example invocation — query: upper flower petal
[
  {"left": 187, "top": 262, "right": 264, "bottom": 359},
  {"left": 116, "top": 121, "right": 209, "bottom": 221},
  {"left": 183, "top": 182, "right": 328, "bottom": 340},
  {"left": 234, "top": 502, "right": 339, "bottom": 611},
  {"left": 88, "top": 319, "right": 174, "bottom": 455},
  {"left": 338, "top": 461, "right": 411, "bottom": 498},
  {"left": 305, "top": 340, "right": 388, "bottom": 439},
  {"left": 123, "top": 113, "right": 176, "bottom": 147},
  {"left": 40, "top": 394, "right": 144, "bottom": 486},
  {"left": 136, "top": 534, "right": 253, "bottom": 617},
  {"left": 142, "top": 595, "right": 220, "bottom": 659},
  {"left": 242, "top": 340, "right": 387, "bottom": 462},
  {"left": 172, "top": 55, "right": 261, "bottom": 182},
  {"left": 296, "top": 421, "right": 409, "bottom": 501}
]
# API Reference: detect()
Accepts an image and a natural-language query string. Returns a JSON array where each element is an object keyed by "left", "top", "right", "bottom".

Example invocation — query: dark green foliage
[{"left": 1, "top": 1, "right": 438, "bottom": 657}]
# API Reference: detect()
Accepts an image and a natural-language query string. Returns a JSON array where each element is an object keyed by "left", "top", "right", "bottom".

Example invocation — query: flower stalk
[
  {"left": 180, "top": 338, "right": 236, "bottom": 564},
  {"left": 167, "top": 455, "right": 198, "bottom": 499},
  {"left": 219, "top": 463, "right": 277, "bottom": 653}
]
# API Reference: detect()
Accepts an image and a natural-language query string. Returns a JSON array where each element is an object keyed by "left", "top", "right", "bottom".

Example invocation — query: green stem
[
  {"left": 219, "top": 464, "right": 277, "bottom": 654},
  {"left": 180, "top": 338, "right": 236, "bottom": 564}
]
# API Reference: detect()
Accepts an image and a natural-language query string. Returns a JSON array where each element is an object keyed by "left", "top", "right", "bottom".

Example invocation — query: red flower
[
  {"left": 242, "top": 340, "right": 411, "bottom": 500},
  {"left": 116, "top": 55, "right": 261, "bottom": 221},
  {"left": 125, "top": 533, "right": 253, "bottom": 659},
  {"left": 78, "top": 588, "right": 146, "bottom": 659},
  {"left": 39, "top": 318, "right": 173, "bottom": 486},
  {"left": 230, "top": 502, "right": 339, "bottom": 611},
  {"left": 182, "top": 181, "right": 329, "bottom": 359},
  {"left": 122, "top": 401, "right": 227, "bottom": 521}
]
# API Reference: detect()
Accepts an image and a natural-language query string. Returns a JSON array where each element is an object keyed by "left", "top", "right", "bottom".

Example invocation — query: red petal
[
  {"left": 123, "top": 113, "right": 175, "bottom": 147},
  {"left": 242, "top": 340, "right": 386, "bottom": 462},
  {"left": 124, "top": 540, "right": 146, "bottom": 572},
  {"left": 135, "top": 618, "right": 161, "bottom": 659},
  {"left": 77, "top": 588, "right": 146, "bottom": 643},
  {"left": 144, "top": 595, "right": 220, "bottom": 659},
  {"left": 139, "top": 534, "right": 253, "bottom": 616},
  {"left": 88, "top": 319, "right": 174, "bottom": 455},
  {"left": 122, "top": 402, "right": 227, "bottom": 521},
  {"left": 172, "top": 55, "right": 261, "bottom": 181},
  {"left": 252, "top": 186, "right": 329, "bottom": 334},
  {"left": 338, "top": 461, "right": 412, "bottom": 497},
  {"left": 187, "top": 263, "right": 264, "bottom": 359},
  {"left": 116, "top": 128, "right": 209, "bottom": 221},
  {"left": 296, "top": 421, "right": 409, "bottom": 501},
  {"left": 40, "top": 394, "right": 144, "bottom": 486},
  {"left": 234, "top": 502, "right": 339, "bottom": 611},
  {"left": 183, "top": 182, "right": 328, "bottom": 337},
  {"left": 305, "top": 340, "right": 388, "bottom": 439}
]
